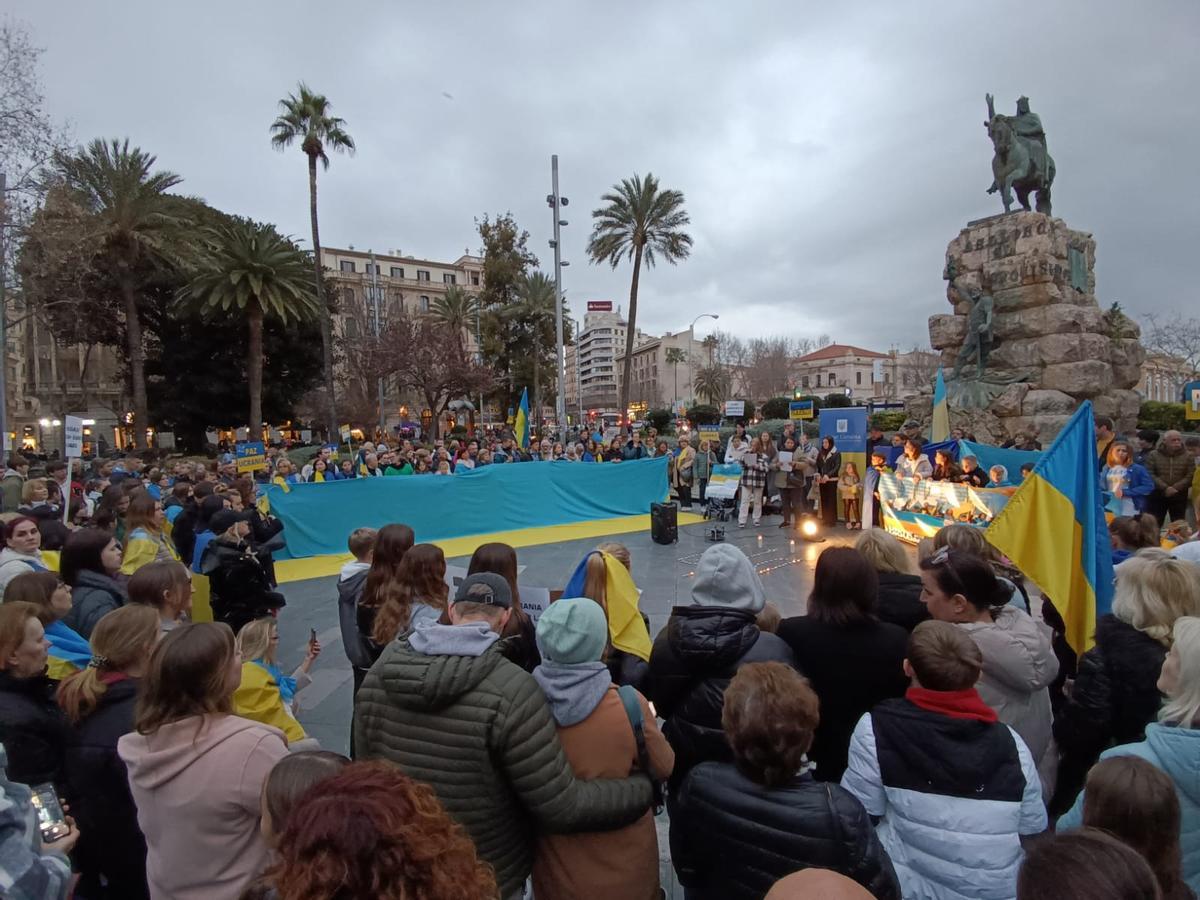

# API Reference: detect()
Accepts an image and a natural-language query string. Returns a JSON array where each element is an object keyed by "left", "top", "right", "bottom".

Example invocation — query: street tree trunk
[
  {"left": 308, "top": 152, "right": 338, "bottom": 440},
  {"left": 119, "top": 270, "right": 149, "bottom": 448},
  {"left": 247, "top": 305, "right": 264, "bottom": 443},
  {"left": 618, "top": 242, "right": 644, "bottom": 423}
]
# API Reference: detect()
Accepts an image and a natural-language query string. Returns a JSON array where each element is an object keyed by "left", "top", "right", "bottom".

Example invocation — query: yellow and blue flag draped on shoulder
[
  {"left": 515, "top": 387, "right": 531, "bottom": 450},
  {"left": 930, "top": 366, "right": 950, "bottom": 443},
  {"left": 564, "top": 551, "right": 652, "bottom": 661},
  {"left": 985, "top": 400, "right": 1114, "bottom": 653}
]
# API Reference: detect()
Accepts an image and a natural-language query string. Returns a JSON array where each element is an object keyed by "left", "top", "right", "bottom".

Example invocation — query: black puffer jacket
[
  {"left": 875, "top": 572, "right": 930, "bottom": 632},
  {"left": 1051, "top": 613, "right": 1167, "bottom": 814},
  {"left": 0, "top": 670, "right": 70, "bottom": 788},
  {"left": 64, "top": 678, "right": 149, "bottom": 900},
  {"left": 645, "top": 606, "right": 797, "bottom": 788},
  {"left": 674, "top": 762, "right": 900, "bottom": 899},
  {"left": 199, "top": 538, "right": 285, "bottom": 633},
  {"left": 63, "top": 569, "right": 129, "bottom": 640}
]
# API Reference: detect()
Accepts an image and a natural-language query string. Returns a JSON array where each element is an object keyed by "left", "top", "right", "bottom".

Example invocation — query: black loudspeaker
[{"left": 651, "top": 501, "right": 679, "bottom": 545}]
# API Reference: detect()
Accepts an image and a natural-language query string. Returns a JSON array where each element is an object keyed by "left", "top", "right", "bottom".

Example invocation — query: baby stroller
[{"left": 703, "top": 463, "right": 742, "bottom": 522}]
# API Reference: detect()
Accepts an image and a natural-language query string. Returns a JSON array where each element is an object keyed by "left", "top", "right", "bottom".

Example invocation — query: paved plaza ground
[{"left": 277, "top": 516, "right": 856, "bottom": 754}]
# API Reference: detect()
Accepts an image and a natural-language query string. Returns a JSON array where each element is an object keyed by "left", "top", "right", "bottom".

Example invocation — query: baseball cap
[
  {"left": 453, "top": 572, "right": 513, "bottom": 609},
  {"left": 210, "top": 509, "right": 251, "bottom": 535}
]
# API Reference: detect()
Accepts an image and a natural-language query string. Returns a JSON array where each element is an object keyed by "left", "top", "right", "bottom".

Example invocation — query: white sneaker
[{"left": 738, "top": 522, "right": 746, "bottom": 528}]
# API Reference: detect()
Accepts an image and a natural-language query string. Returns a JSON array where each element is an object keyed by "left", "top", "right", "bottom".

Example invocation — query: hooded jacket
[
  {"left": 63, "top": 570, "right": 129, "bottom": 640},
  {"left": 1051, "top": 613, "right": 1167, "bottom": 814},
  {"left": 674, "top": 762, "right": 900, "bottom": 900},
  {"left": 118, "top": 714, "right": 288, "bottom": 900},
  {"left": 63, "top": 678, "right": 148, "bottom": 900},
  {"left": 0, "top": 547, "right": 48, "bottom": 599},
  {"left": 336, "top": 561, "right": 371, "bottom": 671},
  {"left": 1058, "top": 723, "right": 1200, "bottom": 893},
  {"left": 200, "top": 538, "right": 284, "bottom": 633},
  {"left": 875, "top": 571, "right": 930, "bottom": 632},
  {"left": 353, "top": 628, "right": 654, "bottom": 899},
  {"left": 957, "top": 605, "right": 1059, "bottom": 766}
]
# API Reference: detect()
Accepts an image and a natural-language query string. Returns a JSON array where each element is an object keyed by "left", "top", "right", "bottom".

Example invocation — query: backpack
[{"left": 617, "top": 684, "right": 665, "bottom": 815}]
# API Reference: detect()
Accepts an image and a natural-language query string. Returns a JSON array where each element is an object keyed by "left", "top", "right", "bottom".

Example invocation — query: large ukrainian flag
[
  {"left": 930, "top": 366, "right": 950, "bottom": 443},
  {"left": 515, "top": 387, "right": 531, "bottom": 449},
  {"left": 985, "top": 401, "right": 1114, "bottom": 652}
]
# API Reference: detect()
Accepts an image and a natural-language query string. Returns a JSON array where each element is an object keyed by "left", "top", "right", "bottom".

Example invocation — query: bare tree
[
  {"left": 745, "top": 336, "right": 793, "bottom": 400},
  {"left": 1142, "top": 312, "right": 1200, "bottom": 382},
  {"left": 816, "top": 333, "right": 832, "bottom": 348}
]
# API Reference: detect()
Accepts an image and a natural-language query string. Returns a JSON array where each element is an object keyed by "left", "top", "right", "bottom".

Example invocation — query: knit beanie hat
[
  {"left": 535, "top": 597, "right": 609, "bottom": 664},
  {"left": 691, "top": 543, "right": 766, "bottom": 613}
]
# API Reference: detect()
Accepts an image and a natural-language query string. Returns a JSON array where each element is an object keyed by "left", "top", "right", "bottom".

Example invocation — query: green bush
[
  {"left": 822, "top": 393, "right": 854, "bottom": 408},
  {"left": 646, "top": 408, "right": 674, "bottom": 434},
  {"left": 760, "top": 397, "right": 792, "bottom": 420},
  {"left": 1138, "top": 401, "right": 1187, "bottom": 432},
  {"left": 687, "top": 404, "right": 722, "bottom": 426},
  {"left": 870, "top": 410, "right": 908, "bottom": 432}
]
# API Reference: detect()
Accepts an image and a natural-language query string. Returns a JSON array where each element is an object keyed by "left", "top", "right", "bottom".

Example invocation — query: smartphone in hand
[{"left": 30, "top": 784, "right": 70, "bottom": 842}]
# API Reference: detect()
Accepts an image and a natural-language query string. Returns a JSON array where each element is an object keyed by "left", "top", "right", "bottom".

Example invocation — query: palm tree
[
  {"left": 587, "top": 173, "right": 692, "bottom": 422},
  {"left": 270, "top": 82, "right": 355, "bottom": 439},
  {"left": 513, "top": 271, "right": 558, "bottom": 431},
  {"left": 694, "top": 364, "right": 731, "bottom": 405},
  {"left": 430, "top": 285, "right": 479, "bottom": 352},
  {"left": 665, "top": 347, "right": 688, "bottom": 411},
  {"left": 178, "top": 222, "right": 321, "bottom": 438},
  {"left": 53, "top": 139, "right": 184, "bottom": 446}
]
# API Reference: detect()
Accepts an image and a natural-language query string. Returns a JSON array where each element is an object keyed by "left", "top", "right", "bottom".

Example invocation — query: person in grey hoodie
[
  {"left": 336, "top": 527, "right": 376, "bottom": 697},
  {"left": 354, "top": 573, "right": 654, "bottom": 900}
]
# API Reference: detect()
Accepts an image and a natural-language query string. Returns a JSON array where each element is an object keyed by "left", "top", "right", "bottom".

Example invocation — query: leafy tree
[
  {"left": 52, "top": 138, "right": 186, "bottom": 444},
  {"left": 512, "top": 271, "right": 558, "bottom": 431},
  {"left": 270, "top": 82, "right": 355, "bottom": 438},
  {"left": 665, "top": 346, "right": 688, "bottom": 408},
  {"left": 693, "top": 363, "right": 731, "bottom": 405},
  {"left": 587, "top": 173, "right": 692, "bottom": 420},
  {"left": 430, "top": 285, "right": 478, "bottom": 352},
  {"left": 686, "top": 404, "right": 721, "bottom": 426},
  {"left": 823, "top": 393, "right": 854, "bottom": 409},
  {"left": 870, "top": 410, "right": 907, "bottom": 432},
  {"left": 645, "top": 408, "right": 673, "bottom": 434},
  {"left": 760, "top": 396, "right": 792, "bottom": 420},
  {"left": 178, "top": 221, "right": 321, "bottom": 435},
  {"left": 477, "top": 212, "right": 539, "bottom": 410},
  {"left": 1138, "top": 401, "right": 1186, "bottom": 432}
]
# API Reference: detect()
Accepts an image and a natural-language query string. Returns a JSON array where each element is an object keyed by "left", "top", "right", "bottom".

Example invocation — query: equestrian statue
[{"left": 985, "top": 94, "right": 1055, "bottom": 215}]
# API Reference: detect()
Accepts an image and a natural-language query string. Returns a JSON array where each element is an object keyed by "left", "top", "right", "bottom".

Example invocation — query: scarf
[
  {"left": 906, "top": 686, "right": 998, "bottom": 722},
  {"left": 533, "top": 661, "right": 612, "bottom": 727},
  {"left": 563, "top": 552, "right": 652, "bottom": 661},
  {"left": 253, "top": 659, "right": 297, "bottom": 704},
  {"left": 45, "top": 619, "right": 92, "bottom": 668}
]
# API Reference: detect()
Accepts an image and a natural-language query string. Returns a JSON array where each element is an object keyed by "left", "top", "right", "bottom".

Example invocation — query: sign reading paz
[{"left": 236, "top": 441, "right": 267, "bottom": 474}]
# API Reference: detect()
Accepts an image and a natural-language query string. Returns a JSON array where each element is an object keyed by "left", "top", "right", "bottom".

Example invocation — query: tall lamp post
[
  {"left": 547, "top": 155, "right": 569, "bottom": 445},
  {"left": 687, "top": 313, "right": 720, "bottom": 408}
]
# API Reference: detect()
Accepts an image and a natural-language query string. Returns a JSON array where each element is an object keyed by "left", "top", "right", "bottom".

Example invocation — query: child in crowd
[
  {"left": 127, "top": 559, "right": 194, "bottom": 634},
  {"left": 695, "top": 439, "right": 715, "bottom": 503},
  {"left": 989, "top": 464, "right": 1012, "bottom": 487},
  {"left": 863, "top": 451, "right": 891, "bottom": 528},
  {"left": 840, "top": 620, "right": 1046, "bottom": 899},
  {"left": 1020, "top": 462, "right": 1034, "bottom": 480},
  {"left": 1108, "top": 514, "right": 1160, "bottom": 565},
  {"left": 337, "top": 527, "right": 376, "bottom": 696},
  {"left": 839, "top": 462, "right": 862, "bottom": 529}
]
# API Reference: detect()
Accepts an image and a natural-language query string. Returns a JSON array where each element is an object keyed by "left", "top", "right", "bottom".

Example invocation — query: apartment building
[
  {"left": 563, "top": 301, "right": 652, "bottom": 422},
  {"left": 792, "top": 343, "right": 937, "bottom": 403},
  {"left": 614, "top": 327, "right": 708, "bottom": 418}
]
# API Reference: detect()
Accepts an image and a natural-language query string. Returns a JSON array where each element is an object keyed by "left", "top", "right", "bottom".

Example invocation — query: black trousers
[
  {"left": 1149, "top": 490, "right": 1189, "bottom": 525},
  {"left": 819, "top": 480, "right": 839, "bottom": 526}
]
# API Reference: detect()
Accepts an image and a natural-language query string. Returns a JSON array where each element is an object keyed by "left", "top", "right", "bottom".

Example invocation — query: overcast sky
[{"left": 14, "top": 1, "right": 1199, "bottom": 349}]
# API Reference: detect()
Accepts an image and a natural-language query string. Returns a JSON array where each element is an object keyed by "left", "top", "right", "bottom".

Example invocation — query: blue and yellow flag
[
  {"left": 515, "top": 387, "right": 531, "bottom": 449},
  {"left": 985, "top": 400, "right": 1114, "bottom": 653},
  {"left": 564, "top": 551, "right": 653, "bottom": 661},
  {"left": 930, "top": 366, "right": 950, "bottom": 443}
]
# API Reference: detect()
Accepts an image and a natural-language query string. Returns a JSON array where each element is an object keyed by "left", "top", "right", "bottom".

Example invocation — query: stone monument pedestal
[{"left": 909, "top": 211, "right": 1143, "bottom": 444}]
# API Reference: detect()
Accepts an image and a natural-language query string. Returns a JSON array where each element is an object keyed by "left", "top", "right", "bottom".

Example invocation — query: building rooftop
[{"left": 794, "top": 343, "right": 888, "bottom": 362}]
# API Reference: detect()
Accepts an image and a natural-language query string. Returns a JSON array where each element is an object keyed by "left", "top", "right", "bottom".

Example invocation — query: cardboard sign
[
  {"left": 236, "top": 441, "right": 267, "bottom": 474},
  {"left": 698, "top": 428, "right": 720, "bottom": 446},
  {"left": 724, "top": 400, "right": 745, "bottom": 417},
  {"left": 63, "top": 415, "right": 84, "bottom": 457},
  {"left": 789, "top": 400, "right": 814, "bottom": 420},
  {"left": 339, "top": 424, "right": 352, "bottom": 442}
]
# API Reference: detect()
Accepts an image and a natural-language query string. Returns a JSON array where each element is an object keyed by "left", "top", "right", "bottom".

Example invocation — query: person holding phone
[
  {"left": 232, "top": 618, "right": 321, "bottom": 750},
  {"left": 0, "top": 746, "right": 78, "bottom": 900}
]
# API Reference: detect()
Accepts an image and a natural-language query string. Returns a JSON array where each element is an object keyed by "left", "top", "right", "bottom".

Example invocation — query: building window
[
  {"left": 417, "top": 270, "right": 431, "bottom": 282},
  {"left": 443, "top": 273, "right": 457, "bottom": 285},
  {"left": 344, "top": 317, "right": 359, "bottom": 338},
  {"left": 829, "top": 371, "right": 837, "bottom": 384},
  {"left": 856, "top": 371, "right": 862, "bottom": 385},
  {"left": 390, "top": 266, "right": 404, "bottom": 279},
  {"left": 471, "top": 274, "right": 481, "bottom": 286},
  {"left": 816, "top": 374, "right": 822, "bottom": 387},
  {"left": 341, "top": 287, "right": 355, "bottom": 307},
  {"left": 419, "top": 295, "right": 430, "bottom": 312},
  {"left": 339, "top": 260, "right": 356, "bottom": 273},
  {"left": 801, "top": 375, "right": 809, "bottom": 388},
  {"left": 365, "top": 263, "right": 379, "bottom": 275}
]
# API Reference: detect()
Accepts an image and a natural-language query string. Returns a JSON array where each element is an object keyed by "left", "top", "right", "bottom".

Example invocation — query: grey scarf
[{"left": 532, "top": 661, "right": 612, "bottom": 727}]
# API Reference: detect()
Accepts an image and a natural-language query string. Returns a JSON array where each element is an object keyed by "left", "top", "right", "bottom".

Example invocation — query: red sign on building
[{"left": 587, "top": 300, "right": 613, "bottom": 311}]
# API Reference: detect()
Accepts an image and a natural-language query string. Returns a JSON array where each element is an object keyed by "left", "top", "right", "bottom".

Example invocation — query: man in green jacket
[
  {"left": 354, "top": 572, "right": 654, "bottom": 899},
  {"left": 0, "top": 456, "right": 29, "bottom": 514}
]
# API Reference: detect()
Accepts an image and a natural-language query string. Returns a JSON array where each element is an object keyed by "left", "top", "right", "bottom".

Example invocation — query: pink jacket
[{"left": 118, "top": 714, "right": 288, "bottom": 900}]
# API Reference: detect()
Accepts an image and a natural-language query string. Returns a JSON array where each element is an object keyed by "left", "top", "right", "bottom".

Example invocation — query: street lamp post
[
  {"left": 687, "top": 313, "right": 720, "bottom": 405},
  {"left": 547, "top": 155, "right": 570, "bottom": 445}
]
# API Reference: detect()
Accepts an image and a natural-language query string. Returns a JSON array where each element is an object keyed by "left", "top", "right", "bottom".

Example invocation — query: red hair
[{"left": 263, "top": 760, "right": 496, "bottom": 900}]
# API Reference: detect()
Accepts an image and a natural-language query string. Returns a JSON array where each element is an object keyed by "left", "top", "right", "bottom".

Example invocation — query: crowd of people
[{"left": 1, "top": 411, "right": 1200, "bottom": 899}]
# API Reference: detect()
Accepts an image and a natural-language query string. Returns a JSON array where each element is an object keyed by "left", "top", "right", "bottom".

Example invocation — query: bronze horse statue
[{"left": 985, "top": 95, "right": 1055, "bottom": 215}]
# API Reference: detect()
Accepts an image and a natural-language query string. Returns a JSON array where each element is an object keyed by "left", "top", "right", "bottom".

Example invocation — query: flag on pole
[
  {"left": 515, "top": 388, "right": 531, "bottom": 449},
  {"left": 985, "top": 401, "right": 1114, "bottom": 653},
  {"left": 930, "top": 366, "right": 950, "bottom": 443}
]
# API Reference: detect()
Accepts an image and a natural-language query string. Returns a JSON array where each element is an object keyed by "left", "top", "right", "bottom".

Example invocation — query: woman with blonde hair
[
  {"left": 1053, "top": 550, "right": 1200, "bottom": 815},
  {"left": 118, "top": 622, "right": 289, "bottom": 900},
  {"left": 1058, "top": 616, "right": 1200, "bottom": 893},
  {"left": 120, "top": 491, "right": 180, "bottom": 575},
  {"left": 564, "top": 547, "right": 653, "bottom": 689},
  {"left": 58, "top": 604, "right": 159, "bottom": 900},
  {"left": 233, "top": 617, "right": 321, "bottom": 749},
  {"left": 855, "top": 529, "right": 928, "bottom": 632}
]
